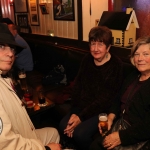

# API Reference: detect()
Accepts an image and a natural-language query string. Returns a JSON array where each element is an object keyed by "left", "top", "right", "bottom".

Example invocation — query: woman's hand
[
  {"left": 103, "top": 132, "right": 121, "bottom": 149},
  {"left": 98, "top": 113, "right": 115, "bottom": 134},
  {"left": 64, "top": 114, "right": 81, "bottom": 137}
]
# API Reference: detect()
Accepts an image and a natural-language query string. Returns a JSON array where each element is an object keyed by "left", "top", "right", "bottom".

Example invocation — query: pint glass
[
  {"left": 18, "top": 70, "right": 27, "bottom": 91},
  {"left": 38, "top": 90, "right": 47, "bottom": 107},
  {"left": 99, "top": 113, "right": 108, "bottom": 136}
]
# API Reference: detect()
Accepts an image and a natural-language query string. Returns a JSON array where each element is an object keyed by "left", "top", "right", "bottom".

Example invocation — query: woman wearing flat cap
[{"left": 0, "top": 23, "right": 62, "bottom": 150}]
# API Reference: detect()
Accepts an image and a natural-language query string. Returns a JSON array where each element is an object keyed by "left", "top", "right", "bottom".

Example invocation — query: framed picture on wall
[
  {"left": 14, "top": 0, "right": 28, "bottom": 13},
  {"left": 17, "top": 14, "right": 28, "bottom": 28},
  {"left": 28, "top": 0, "right": 40, "bottom": 26},
  {"left": 53, "top": 0, "right": 75, "bottom": 21},
  {"left": 39, "top": 3, "right": 49, "bottom": 14}
]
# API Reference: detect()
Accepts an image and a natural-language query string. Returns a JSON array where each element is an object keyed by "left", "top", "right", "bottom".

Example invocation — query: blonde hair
[{"left": 130, "top": 36, "right": 150, "bottom": 65}]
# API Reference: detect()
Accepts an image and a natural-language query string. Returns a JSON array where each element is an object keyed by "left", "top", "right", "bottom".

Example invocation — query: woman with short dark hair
[{"left": 59, "top": 26, "right": 124, "bottom": 149}]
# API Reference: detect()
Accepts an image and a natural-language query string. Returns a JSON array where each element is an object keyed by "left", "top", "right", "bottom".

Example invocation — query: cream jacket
[{"left": 0, "top": 76, "right": 45, "bottom": 150}]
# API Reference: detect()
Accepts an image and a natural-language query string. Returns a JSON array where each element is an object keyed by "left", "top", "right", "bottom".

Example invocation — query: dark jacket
[
  {"left": 71, "top": 53, "right": 124, "bottom": 121},
  {"left": 110, "top": 69, "right": 150, "bottom": 146}
]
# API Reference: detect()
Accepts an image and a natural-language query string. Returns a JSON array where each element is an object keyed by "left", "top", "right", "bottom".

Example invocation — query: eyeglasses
[
  {"left": 90, "top": 42, "right": 105, "bottom": 49},
  {"left": 90, "top": 42, "right": 104, "bottom": 47},
  {"left": 0, "top": 44, "right": 16, "bottom": 54}
]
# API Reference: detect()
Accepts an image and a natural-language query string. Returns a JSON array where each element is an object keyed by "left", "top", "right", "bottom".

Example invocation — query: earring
[{"left": 105, "top": 53, "right": 108, "bottom": 58}]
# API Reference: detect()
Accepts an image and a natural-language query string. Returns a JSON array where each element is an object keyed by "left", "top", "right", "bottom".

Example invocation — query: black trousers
[
  {"left": 89, "top": 135, "right": 106, "bottom": 150},
  {"left": 59, "top": 108, "right": 99, "bottom": 149}
]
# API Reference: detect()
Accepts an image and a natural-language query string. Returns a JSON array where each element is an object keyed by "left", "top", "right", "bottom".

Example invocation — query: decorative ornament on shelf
[{"left": 99, "top": 8, "right": 139, "bottom": 47}]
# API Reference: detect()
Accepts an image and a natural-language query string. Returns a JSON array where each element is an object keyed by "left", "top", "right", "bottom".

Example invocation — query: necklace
[{"left": 94, "top": 53, "right": 111, "bottom": 66}]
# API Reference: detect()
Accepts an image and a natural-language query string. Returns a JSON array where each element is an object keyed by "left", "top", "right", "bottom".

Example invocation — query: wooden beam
[{"left": 77, "top": 0, "right": 83, "bottom": 41}]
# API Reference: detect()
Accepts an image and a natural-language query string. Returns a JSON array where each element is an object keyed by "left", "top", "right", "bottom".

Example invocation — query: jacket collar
[{"left": 0, "top": 76, "right": 15, "bottom": 92}]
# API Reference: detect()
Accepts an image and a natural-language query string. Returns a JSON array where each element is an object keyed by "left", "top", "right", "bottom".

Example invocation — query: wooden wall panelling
[
  {"left": 57, "top": 21, "right": 63, "bottom": 37},
  {"left": 43, "top": 14, "right": 50, "bottom": 34},
  {"left": 36, "top": 0, "right": 77, "bottom": 39},
  {"left": 36, "top": 0, "right": 78, "bottom": 39},
  {"left": 0, "top": 0, "right": 88, "bottom": 41},
  {"left": 62, "top": 21, "right": 68, "bottom": 38},
  {"left": 74, "top": 22, "right": 78, "bottom": 39},
  {"left": 4, "top": 0, "right": 150, "bottom": 41},
  {"left": 53, "top": 20, "right": 58, "bottom": 36},
  {"left": 68, "top": 22, "right": 75, "bottom": 39}
]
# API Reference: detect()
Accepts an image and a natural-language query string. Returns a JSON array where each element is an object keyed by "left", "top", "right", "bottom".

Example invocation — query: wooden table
[
  {"left": 26, "top": 85, "right": 55, "bottom": 117},
  {"left": 15, "top": 73, "right": 58, "bottom": 128}
]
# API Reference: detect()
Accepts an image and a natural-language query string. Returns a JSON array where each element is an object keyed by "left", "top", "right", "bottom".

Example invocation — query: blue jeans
[{"left": 59, "top": 108, "right": 99, "bottom": 149}]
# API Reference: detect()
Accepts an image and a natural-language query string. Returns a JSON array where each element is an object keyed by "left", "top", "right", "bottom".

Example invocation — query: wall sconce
[
  {"left": 47, "top": 30, "right": 54, "bottom": 37},
  {"left": 10, "top": 0, "right": 13, "bottom": 6}
]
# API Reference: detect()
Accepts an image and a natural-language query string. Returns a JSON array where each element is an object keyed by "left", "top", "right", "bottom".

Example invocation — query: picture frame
[
  {"left": 28, "top": 0, "right": 40, "bottom": 26},
  {"left": 39, "top": 3, "right": 49, "bottom": 14},
  {"left": 14, "top": 0, "right": 28, "bottom": 13},
  {"left": 17, "top": 14, "right": 28, "bottom": 28},
  {"left": 53, "top": 0, "right": 75, "bottom": 21}
]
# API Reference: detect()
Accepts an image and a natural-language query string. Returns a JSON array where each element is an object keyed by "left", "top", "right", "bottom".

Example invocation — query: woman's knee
[
  {"left": 48, "top": 127, "right": 60, "bottom": 143},
  {"left": 36, "top": 127, "right": 60, "bottom": 144}
]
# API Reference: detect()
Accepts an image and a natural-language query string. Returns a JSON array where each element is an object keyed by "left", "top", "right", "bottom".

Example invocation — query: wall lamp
[{"left": 10, "top": 0, "right": 13, "bottom": 6}]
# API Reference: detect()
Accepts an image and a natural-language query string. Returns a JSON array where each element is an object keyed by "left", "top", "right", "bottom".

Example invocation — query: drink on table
[
  {"left": 24, "top": 88, "right": 33, "bottom": 101},
  {"left": 38, "top": 90, "right": 46, "bottom": 104},
  {"left": 39, "top": 97, "right": 46, "bottom": 104},
  {"left": 18, "top": 69, "right": 27, "bottom": 91},
  {"left": 99, "top": 113, "right": 108, "bottom": 136},
  {"left": 23, "top": 88, "right": 34, "bottom": 108}
]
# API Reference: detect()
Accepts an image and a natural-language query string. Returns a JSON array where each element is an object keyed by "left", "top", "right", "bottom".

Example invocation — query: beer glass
[
  {"left": 18, "top": 69, "right": 27, "bottom": 91},
  {"left": 99, "top": 113, "right": 108, "bottom": 136},
  {"left": 38, "top": 90, "right": 47, "bottom": 107},
  {"left": 23, "top": 88, "right": 34, "bottom": 108},
  {"left": 24, "top": 88, "right": 33, "bottom": 101}
]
